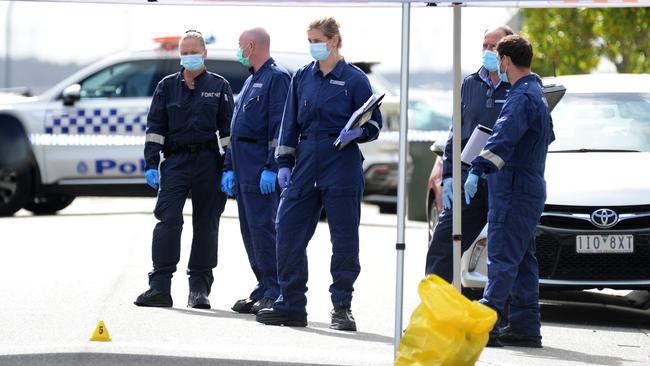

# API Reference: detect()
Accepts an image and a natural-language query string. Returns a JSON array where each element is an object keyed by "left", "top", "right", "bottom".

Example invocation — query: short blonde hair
[
  {"left": 308, "top": 17, "right": 342, "bottom": 49},
  {"left": 180, "top": 30, "right": 206, "bottom": 49}
]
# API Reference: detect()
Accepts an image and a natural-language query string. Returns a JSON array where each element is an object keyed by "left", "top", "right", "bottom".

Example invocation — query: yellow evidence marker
[{"left": 89, "top": 320, "right": 112, "bottom": 342}]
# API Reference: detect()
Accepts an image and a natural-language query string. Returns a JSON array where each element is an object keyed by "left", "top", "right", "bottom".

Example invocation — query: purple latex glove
[
  {"left": 338, "top": 127, "right": 364, "bottom": 145},
  {"left": 278, "top": 167, "right": 292, "bottom": 189}
]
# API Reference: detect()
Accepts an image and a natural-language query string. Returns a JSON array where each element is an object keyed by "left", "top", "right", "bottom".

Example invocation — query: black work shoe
[
  {"left": 187, "top": 291, "right": 210, "bottom": 309},
  {"left": 250, "top": 297, "right": 276, "bottom": 314},
  {"left": 231, "top": 298, "right": 256, "bottom": 313},
  {"left": 134, "top": 288, "right": 172, "bottom": 308},
  {"left": 330, "top": 308, "right": 357, "bottom": 331},
  {"left": 499, "top": 326, "right": 543, "bottom": 348},
  {"left": 256, "top": 308, "right": 307, "bottom": 327},
  {"left": 486, "top": 334, "right": 504, "bottom": 348}
]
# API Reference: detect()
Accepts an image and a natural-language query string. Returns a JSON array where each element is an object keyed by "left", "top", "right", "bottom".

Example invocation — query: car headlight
[{"left": 468, "top": 238, "right": 487, "bottom": 272}]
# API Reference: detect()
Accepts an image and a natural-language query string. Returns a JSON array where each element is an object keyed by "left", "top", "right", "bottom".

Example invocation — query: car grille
[
  {"left": 541, "top": 205, "right": 650, "bottom": 230},
  {"left": 536, "top": 231, "right": 650, "bottom": 280},
  {"left": 536, "top": 205, "right": 650, "bottom": 281}
]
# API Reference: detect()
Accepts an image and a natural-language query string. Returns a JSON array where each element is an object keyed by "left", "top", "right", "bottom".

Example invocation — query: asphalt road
[{"left": 0, "top": 197, "right": 648, "bottom": 366}]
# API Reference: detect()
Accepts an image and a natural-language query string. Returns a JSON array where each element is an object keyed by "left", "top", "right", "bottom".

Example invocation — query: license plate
[{"left": 576, "top": 235, "right": 634, "bottom": 253}]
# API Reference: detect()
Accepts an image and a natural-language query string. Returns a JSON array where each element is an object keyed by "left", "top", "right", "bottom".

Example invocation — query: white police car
[{"left": 0, "top": 38, "right": 410, "bottom": 216}]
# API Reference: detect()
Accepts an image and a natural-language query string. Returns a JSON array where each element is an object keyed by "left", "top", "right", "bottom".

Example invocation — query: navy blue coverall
[
  {"left": 274, "top": 60, "right": 382, "bottom": 315},
  {"left": 425, "top": 67, "right": 510, "bottom": 281},
  {"left": 223, "top": 58, "right": 291, "bottom": 302},
  {"left": 144, "top": 69, "right": 233, "bottom": 294},
  {"left": 469, "top": 73, "right": 554, "bottom": 336}
]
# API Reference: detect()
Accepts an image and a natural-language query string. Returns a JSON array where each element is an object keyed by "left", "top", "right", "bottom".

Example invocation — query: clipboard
[
  {"left": 333, "top": 93, "right": 385, "bottom": 150},
  {"left": 543, "top": 84, "right": 566, "bottom": 112}
]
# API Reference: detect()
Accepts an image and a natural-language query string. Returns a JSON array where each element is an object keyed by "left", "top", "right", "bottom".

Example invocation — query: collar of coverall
[
  {"left": 310, "top": 58, "right": 346, "bottom": 79},
  {"left": 180, "top": 67, "right": 207, "bottom": 82},
  {"left": 249, "top": 57, "right": 275, "bottom": 75}
]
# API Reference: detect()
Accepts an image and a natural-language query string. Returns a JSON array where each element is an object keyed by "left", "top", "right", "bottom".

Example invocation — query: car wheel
[
  {"left": 427, "top": 199, "right": 439, "bottom": 244},
  {"left": 0, "top": 166, "right": 32, "bottom": 216},
  {"left": 24, "top": 194, "right": 75, "bottom": 215}
]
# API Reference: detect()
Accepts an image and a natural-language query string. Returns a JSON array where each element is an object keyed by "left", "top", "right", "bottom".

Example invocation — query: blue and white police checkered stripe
[
  {"left": 30, "top": 107, "right": 149, "bottom": 146},
  {"left": 44, "top": 107, "right": 149, "bottom": 135}
]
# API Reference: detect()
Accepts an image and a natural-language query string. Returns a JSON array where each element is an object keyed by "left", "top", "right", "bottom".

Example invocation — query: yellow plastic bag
[{"left": 395, "top": 275, "right": 497, "bottom": 366}]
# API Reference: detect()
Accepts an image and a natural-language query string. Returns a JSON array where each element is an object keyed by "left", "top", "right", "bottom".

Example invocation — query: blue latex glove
[
  {"left": 338, "top": 127, "right": 364, "bottom": 145},
  {"left": 259, "top": 170, "right": 277, "bottom": 195},
  {"left": 278, "top": 167, "right": 292, "bottom": 189},
  {"left": 442, "top": 177, "right": 453, "bottom": 210},
  {"left": 464, "top": 173, "right": 479, "bottom": 205},
  {"left": 221, "top": 170, "right": 235, "bottom": 196},
  {"left": 145, "top": 169, "right": 159, "bottom": 190}
]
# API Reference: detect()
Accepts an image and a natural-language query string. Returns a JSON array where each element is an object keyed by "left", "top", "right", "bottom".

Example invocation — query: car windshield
[
  {"left": 549, "top": 93, "right": 650, "bottom": 152},
  {"left": 409, "top": 99, "right": 453, "bottom": 131}
]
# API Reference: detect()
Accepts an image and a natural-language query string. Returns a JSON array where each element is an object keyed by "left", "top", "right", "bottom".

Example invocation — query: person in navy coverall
[
  {"left": 425, "top": 26, "right": 512, "bottom": 281},
  {"left": 465, "top": 34, "right": 554, "bottom": 348},
  {"left": 256, "top": 17, "right": 382, "bottom": 331},
  {"left": 221, "top": 28, "right": 291, "bottom": 315},
  {"left": 135, "top": 30, "right": 233, "bottom": 310}
]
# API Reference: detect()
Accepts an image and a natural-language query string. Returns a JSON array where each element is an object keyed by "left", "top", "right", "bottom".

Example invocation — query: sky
[{"left": 0, "top": 1, "right": 516, "bottom": 74}]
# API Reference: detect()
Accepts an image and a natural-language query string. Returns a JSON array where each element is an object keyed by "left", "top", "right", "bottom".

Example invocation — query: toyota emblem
[{"left": 590, "top": 208, "right": 619, "bottom": 229}]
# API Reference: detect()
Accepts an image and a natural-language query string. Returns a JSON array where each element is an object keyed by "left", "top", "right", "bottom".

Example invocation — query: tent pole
[
  {"left": 393, "top": 0, "right": 410, "bottom": 358},
  {"left": 451, "top": 3, "right": 462, "bottom": 290}
]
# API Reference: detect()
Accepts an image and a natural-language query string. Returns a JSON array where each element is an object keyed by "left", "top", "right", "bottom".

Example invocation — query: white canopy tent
[{"left": 9, "top": 0, "right": 649, "bottom": 357}]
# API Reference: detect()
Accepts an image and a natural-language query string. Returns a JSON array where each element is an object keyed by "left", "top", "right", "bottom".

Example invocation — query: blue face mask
[
  {"left": 236, "top": 47, "right": 251, "bottom": 67},
  {"left": 497, "top": 57, "right": 509, "bottom": 84},
  {"left": 482, "top": 50, "right": 498, "bottom": 72},
  {"left": 180, "top": 54, "right": 204, "bottom": 72},
  {"left": 309, "top": 42, "right": 331, "bottom": 61}
]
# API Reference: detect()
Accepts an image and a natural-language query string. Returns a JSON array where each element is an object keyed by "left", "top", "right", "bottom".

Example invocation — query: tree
[
  {"left": 596, "top": 8, "right": 650, "bottom": 73},
  {"left": 520, "top": 7, "right": 650, "bottom": 76}
]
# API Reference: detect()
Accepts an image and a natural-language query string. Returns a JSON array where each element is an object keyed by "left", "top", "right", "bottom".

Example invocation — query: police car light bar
[
  {"left": 153, "top": 33, "right": 216, "bottom": 51},
  {"left": 153, "top": 36, "right": 181, "bottom": 51}
]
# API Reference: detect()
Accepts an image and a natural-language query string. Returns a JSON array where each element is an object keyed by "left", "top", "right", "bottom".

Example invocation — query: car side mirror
[
  {"left": 62, "top": 84, "right": 81, "bottom": 106},
  {"left": 430, "top": 138, "right": 446, "bottom": 158}
]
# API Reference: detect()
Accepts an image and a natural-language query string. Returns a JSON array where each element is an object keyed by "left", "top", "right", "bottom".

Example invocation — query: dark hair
[{"left": 497, "top": 34, "right": 532, "bottom": 68}]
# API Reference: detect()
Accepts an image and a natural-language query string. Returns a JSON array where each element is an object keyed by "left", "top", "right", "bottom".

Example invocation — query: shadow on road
[
  {"left": 507, "top": 346, "right": 636, "bottom": 366},
  {"left": 165, "top": 307, "right": 394, "bottom": 345},
  {"left": 0, "top": 353, "right": 336, "bottom": 366},
  {"left": 540, "top": 290, "right": 650, "bottom": 330},
  {"left": 288, "top": 321, "right": 394, "bottom": 345}
]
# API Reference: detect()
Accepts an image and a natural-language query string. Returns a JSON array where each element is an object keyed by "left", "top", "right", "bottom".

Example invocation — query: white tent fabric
[
  {"left": 12, "top": 0, "right": 649, "bottom": 6},
  {"left": 11, "top": 0, "right": 649, "bottom": 357}
]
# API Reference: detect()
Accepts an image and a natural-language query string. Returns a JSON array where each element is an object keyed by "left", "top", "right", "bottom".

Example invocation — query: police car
[{"left": 0, "top": 37, "right": 404, "bottom": 216}]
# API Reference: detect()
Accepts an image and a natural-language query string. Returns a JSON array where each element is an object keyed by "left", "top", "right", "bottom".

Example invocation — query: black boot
[
  {"left": 134, "top": 288, "right": 172, "bottom": 308},
  {"left": 250, "top": 297, "right": 276, "bottom": 314},
  {"left": 499, "top": 326, "right": 543, "bottom": 348},
  {"left": 330, "top": 308, "right": 357, "bottom": 331},
  {"left": 231, "top": 298, "right": 256, "bottom": 313},
  {"left": 256, "top": 308, "right": 307, "bottom": 327},
  {"left": 187, "top": 291, "right": 210, "bottom": 309},
  {"left": 485, "top": 333, "right": 504, "bottom": 348}
]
